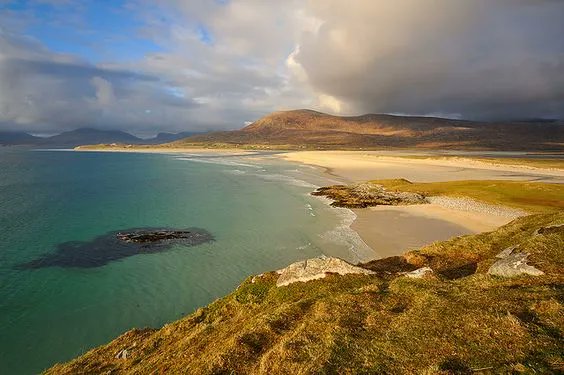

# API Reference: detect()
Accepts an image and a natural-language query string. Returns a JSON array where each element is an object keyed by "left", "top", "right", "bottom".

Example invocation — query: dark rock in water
[
  {"left": 116, "top": 230, "right": 199, "bottom": 244},
  {"left": 16, "top": 227, "right": 213, "bottom": 269}
]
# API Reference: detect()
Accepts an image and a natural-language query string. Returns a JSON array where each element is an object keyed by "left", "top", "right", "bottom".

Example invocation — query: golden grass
[{"left": 371, "top": 179, "right": 564, "bottom": 213}]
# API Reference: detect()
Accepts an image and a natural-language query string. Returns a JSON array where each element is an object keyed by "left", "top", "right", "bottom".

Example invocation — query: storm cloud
[
  {"left": 0, "top": 0, "right": 563, "bottom": 134},
  {"left": 293, "top": 0, "right": 564, "bottom": 120}
]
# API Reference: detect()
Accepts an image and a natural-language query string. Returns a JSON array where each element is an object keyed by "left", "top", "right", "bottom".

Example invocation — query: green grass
[
  {"left": 370, "top": 179, "right": 564, "bottom": 213},
  {"left": 45, "top": 212, "right": 564, "bottom": 374}
]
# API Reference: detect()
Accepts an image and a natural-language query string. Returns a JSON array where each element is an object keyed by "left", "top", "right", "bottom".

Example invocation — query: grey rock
[
  {"left": 496, "top": 245, "right": 518, "bottom": 259},
  {"left": 115, "top": 349, "right": 129, "bottom": 360},
  {"left": 402, "top": 267, "right": 433, "bottom": 278},
  {"left": 488, "top": 252, "right": 544, "bottom": 277},
  {"left": 276, "top": 255, "right": 374, "bottom": 287}
]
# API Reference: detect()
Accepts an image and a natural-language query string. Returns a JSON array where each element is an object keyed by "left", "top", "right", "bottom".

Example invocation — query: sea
[{"left": 0, "top": 148, "right": 371, "bottom": 374}]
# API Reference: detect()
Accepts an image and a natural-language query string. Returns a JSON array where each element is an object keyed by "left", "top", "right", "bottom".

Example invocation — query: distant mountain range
[
  {"left": 173, "top": 109, "right": 564, "bottom": 151},
  {"left": 3, "top": 110, "right": 563, "bottom": 150},
  {"left": 0, "top": 128, "right": 202, "bottom": 147}
]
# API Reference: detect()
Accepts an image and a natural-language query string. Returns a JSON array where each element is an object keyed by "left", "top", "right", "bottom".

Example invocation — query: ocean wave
[
  {"left": 224, "top": 169, "right": 247, "bottom": 175},
  {"left": 305, "top": 203, "right": 316, "bottom": 216},
  {"left": 256, "top": 173, "right": 319, "bottom": 188},
  {"left": 175, "top": 156, "right": 262, "bottom": 169},
  {"left": 313, "top": 195, "right": 374, "bottom": 263},
  {"left": 296, "top": 242, "right": 312, "bottom": 250}
]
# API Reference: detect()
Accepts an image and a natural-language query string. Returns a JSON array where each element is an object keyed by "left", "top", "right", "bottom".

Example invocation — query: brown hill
[{"left": 175, "top": 109, "right": 563, "bottom": 151}]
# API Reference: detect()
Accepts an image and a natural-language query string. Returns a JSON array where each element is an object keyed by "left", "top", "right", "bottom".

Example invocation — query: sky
[{"left": 0, "top": 0, "right": 563, "bottom": 136}]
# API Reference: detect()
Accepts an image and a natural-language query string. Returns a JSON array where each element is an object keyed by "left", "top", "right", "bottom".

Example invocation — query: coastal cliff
[{"left": 45, "top": 212, "right": 564, "bottom": 374}]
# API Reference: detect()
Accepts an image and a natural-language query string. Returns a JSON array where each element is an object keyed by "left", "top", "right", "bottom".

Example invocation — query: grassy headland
[{"left": 45, "top": 212, "right": 564, "bottom": 374}]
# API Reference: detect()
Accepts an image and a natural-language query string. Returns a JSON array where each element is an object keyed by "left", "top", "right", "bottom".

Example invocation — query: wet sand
[{"left": 351, "top": 203, "right": 517, "bottom": 258}]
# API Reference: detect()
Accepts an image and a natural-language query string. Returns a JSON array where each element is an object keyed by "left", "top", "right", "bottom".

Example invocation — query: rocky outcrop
[
  {"left": 276, "top": 255, "right": 375, "bottom": 287},
  {"left": 535, "top": 224, "right": 564, "bottom": 236},
  {"left": 312, "top": 182, "right": 427, "bottom": 208},
  {"left": 488, "top": 247, "right": 544, "bottom": 277},
  {"left": 17, "top": 227, "right": 214, "bottom": 269},
  {"left": 116, "top": 230, "right": 201, "bottom": 244}
]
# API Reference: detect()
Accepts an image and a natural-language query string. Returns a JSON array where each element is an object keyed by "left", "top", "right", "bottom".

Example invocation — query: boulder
[
  {"left": 115, "top": 349, "right": 129, "bottom": 360},
  {"left": 488, "top": 252, "right": 544, "bottom": 277},
  {"left": 276, "top": 255, "right": 375, "bottom": 287}
]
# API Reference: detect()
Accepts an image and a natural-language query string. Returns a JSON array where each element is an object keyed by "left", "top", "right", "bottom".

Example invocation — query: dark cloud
[{"left": 294, "top": 0, "right": 564, "bottom": 120}]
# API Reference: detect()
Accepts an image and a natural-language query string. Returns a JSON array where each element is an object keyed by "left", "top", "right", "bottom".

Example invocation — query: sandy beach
[
  {"left": 280, "top": 150, "right": 562, "bottom": 259},
  {"left": 281, "top": 151, "right": 564, "bottom": 183}
]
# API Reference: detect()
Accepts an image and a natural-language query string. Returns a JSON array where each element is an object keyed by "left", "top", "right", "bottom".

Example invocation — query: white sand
[{"left": 281, "top": 151, "right": 564, "bottom": 183}]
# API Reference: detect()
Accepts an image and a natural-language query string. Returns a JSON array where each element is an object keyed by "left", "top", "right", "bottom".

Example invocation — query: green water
[{"left": 0, "top": 148, "right": 369, "bottom": 374}]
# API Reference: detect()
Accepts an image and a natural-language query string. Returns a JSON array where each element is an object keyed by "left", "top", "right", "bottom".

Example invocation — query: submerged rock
[
  {"left": 312, "top": 182, "right": 427, "bottom": 208},
  {"left": 276, "top": 255, "right": 375, "bottom": 287},
  {"left": 16, "top": 227, "right": 214, "bottom": 269},
  {"left": 488, "top": 250, "right": 544, "bottom": 278}
]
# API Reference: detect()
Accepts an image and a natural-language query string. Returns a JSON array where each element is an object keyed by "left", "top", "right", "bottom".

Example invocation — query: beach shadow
[{"left": 16, "top": 227, "right": 214, "bottom": 269}]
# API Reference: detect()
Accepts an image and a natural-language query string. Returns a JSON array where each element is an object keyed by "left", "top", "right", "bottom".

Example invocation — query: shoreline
[
  {"left": 75, "top": 146, "right": 557, "bottom": 262},
  {"left": 277, "top": 151, "right": 559, "bottom": 261}
]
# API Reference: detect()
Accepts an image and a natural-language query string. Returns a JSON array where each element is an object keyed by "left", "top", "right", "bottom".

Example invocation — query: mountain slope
[
  {"left": 175, "top": 109, "right": 564, "bottom": 151},
  {"left": 0, "top": 129, "right": 203, "bottom": 147},
  {"left": 0, "top": 131, "right": 43, "bottom": 145},
  {"left": 144, "top": 131, "right": 203, "bottom": 144},
  {"left": 43, "top": 128, "right": 143, "bottom": 147}
]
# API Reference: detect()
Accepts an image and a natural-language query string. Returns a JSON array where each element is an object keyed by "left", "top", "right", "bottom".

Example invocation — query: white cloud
[{"left": 90, "top": 76, "right": 115, "bottom": 108}]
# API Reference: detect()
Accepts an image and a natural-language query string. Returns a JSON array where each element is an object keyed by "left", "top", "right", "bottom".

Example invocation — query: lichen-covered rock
[
  {"left": 488, "top": 252, "right": 544, "bottom": 277},
  {"left": 276, "top": 255, "right": 375, "bottom": 287}
]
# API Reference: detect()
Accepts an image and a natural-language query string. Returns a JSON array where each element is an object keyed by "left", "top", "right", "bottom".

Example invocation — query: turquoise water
[{"left": 0, "top": 148, "right": 368, "bottom": 374}]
